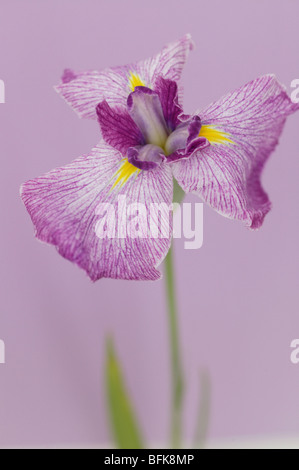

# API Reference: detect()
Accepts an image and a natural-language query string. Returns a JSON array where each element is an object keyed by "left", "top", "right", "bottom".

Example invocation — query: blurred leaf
[
  {"left": 173, "top": 178, "right": 185, "bottom": 205},
  {"left": 194, "top": 369, "right": 211, "bottom": 449},
  {"left": 106, "top": 338, "right": 144, "bottom": 449}
]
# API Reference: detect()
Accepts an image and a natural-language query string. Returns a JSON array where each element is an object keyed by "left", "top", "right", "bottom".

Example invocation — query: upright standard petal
[
  {"left": 55, "top": 35, "right": 193, "bottom": 119},
  {"left": 21, "top": 142, "right": 173, "bottom": 280},
  {"left": 173, "top": 75, "right": 299, "bottom": 228}
]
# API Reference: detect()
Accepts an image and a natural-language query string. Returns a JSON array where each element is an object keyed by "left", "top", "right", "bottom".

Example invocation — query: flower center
[
  {"left": 96, "top": 78, "right": 208, "bottom": 173},
  {"left": 127, "top": 87, "right": 169, "bottom": 149}
]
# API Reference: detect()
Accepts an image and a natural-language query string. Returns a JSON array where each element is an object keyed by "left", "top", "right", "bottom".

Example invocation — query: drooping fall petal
[
  {"left": 55, "top": 35, "right": 193, "bottom": 119},
  {"left": 21, "top": 142, "right": 173, "bottom": 280},
  {"left": 172, "top": 75, "right": 299, "bottom": 228}
]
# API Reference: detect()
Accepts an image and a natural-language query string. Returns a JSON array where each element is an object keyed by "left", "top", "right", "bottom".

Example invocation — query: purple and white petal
[
  {"left": 55, "top": 68, "right": 131, "bottom": 119},
  {"left": 97, "top": 100, "right": 144, "bottom": 153},
  {"left": 55, "top": 35, "right": 193, "bottom": 119},
  {"left": 173, "top": 75, "right": 299, "bottom": 228},
  {"left": 21, "top": 142, "right": 173, "bottom": 280},
  {"left": 136, "top": 34, "right": 194, "bottom": 89}
]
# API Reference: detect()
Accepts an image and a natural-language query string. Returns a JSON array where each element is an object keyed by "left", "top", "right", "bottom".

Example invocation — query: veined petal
[
  {"left": 137, "top": 34, "right": 194, "bottom": 88},
  {"left": 55, "top": 68, "right": 131, "bottom": 119},
  {"left": 199, "top": 125, "right": 235, "bottom": 146},
  {"left": 55, "top": 35, "right": 193, "bottom": 119},
  {"left": 173, "top": 75, "right": 299, "bottom": 228},
  {"left": 21, "top": 142, "right": 173, "bottom": 281},
  {"left": 111, "top": 158, "right": 141, "bottom": 190},
  {"left": 97, "top": 100, "right": 144, "bottom": 153},
  {"left": 129, "top": 72, "right": 146, "bottom": 91}
]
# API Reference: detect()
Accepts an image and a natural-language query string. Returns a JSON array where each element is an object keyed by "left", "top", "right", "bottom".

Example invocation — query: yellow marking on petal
[
  {"left": 199, "top": 125, "right": 235, "bottom": 146},
  {"left": 111, "top": 158, "right": 141, "bottom": 190},
  {"left": 129, "top": 72, "right": 145, "bottom": 91}
]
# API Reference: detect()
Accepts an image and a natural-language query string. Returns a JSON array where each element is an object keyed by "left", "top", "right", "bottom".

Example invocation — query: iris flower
[{"left": 21, "top": 35, "right": 298, "bottom": 281}]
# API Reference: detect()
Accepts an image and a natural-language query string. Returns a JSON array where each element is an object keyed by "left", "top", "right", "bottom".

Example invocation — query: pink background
[{"left": 0, "top": 0, "right": 298, "bottom": 448}]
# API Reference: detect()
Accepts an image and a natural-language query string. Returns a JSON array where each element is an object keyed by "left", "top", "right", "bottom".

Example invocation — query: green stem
[{"left": 164, "top": 245, "right": 184, "bottom": 449}]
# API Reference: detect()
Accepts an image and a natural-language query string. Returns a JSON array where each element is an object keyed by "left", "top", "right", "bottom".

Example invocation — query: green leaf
[
  {"left": 106, "top": 338, "right": 144, "bottom": 449},
  {"left": 173, "top": 178, "right": 185, "bottom": 205}
]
